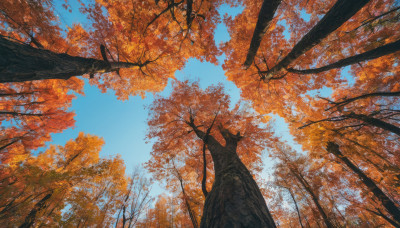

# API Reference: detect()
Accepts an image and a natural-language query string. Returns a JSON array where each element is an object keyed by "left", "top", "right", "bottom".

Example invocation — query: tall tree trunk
[
  {"left": 327, "top": 142, "right": 400, "bottom": 224},
  {"left": 188, "top": 123, "right": 276, "bottom": 227},
  {"left": 262, "top": 0, "right": 370, "bottom": 80},
  {"left": 244, "top": 0, "right": 281, "bottom": 67},
  {"left": 0, "top": 36, "right": 140, "bottom": 83},
  {"left": 288, "top": 39, "right": 400, "bottom": 74},
  {"left": 282, "top": 185, "right": 304, "bottom": 228},
  {"left": 19, "top": 191, "right": 53, "bottom": 228}
]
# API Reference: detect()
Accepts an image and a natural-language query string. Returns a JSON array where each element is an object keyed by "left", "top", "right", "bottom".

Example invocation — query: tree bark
[
  {"left": 262, "top": 0, "right": 370, "bottom": 80},
  {"left": 201, "top": 143, "right": 209, "bottom": 197},
  {"left": 0, "top": 36, "right": 140, "bottom": 83},
  {"left": 244, "top": 0, "right": 281, "bottom": 67},
  {"left": 188, "top": 123, "right": 276, "bottom": 227},
  {"left": 287, "top": 39, "right": 400, "bottom": 74},
  {"left": 327, "top": 142, "right": 400, "bottom": 224}
]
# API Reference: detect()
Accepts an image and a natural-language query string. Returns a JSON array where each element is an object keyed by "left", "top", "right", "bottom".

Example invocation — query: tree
[
  {"left": 0, "top": 78, "right": 83, "bottom": 164},
  {"left": 327, "top": 142, "right": 400, "bottom": 225},
  {"left": 147, "top": 81, "right": 276, "bottom": 227},
  {"left": 136, "top": 194, "right": 188, "bottom": 228},
  {"left": 1, "top": 0, "right": 223, "bottom": 99},
  {"left": 0, "top": 133, "right": 130, "bottom": 227},
  {"left": 2, "top": 0, "right": 400, "bottom": 226},
  {"left": 170, "top": 158, "right": 200, "bottom": 228},
  {"left": 270, "top": 143, "right": 338, "bottom": 227},
  {"left": 256, "top": 0, "right": 371, "bottom": 80},
  {"left": 223, "top": 2, "right": 400, "bottom": 226},
  {"left": 146, "top": 144, "right": 206, "bottom": 227},
  {"left": 0, "top": 0, "right": 226, "bottom": 175},
  {"left": 223, "top": 0, "right": 400, "bottom": 120},
  {"left": 114, "top": 166, "right": 153, "bottom": 228},
  {"left": 265, "top": 140, "right": 397, "bottom": 227}
]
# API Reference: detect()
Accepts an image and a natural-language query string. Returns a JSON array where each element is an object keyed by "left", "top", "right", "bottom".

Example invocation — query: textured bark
[
  {"left": 347, "top": 112, "right": 400, "bottom": 136},
  {"left": 262, "top": 0, "right": 370, "bottom": 80},
  {"left": 188, "top": 123, "right": 276, "bottom": 228},
  {"left": 288, "top": 39, "right": 400, "bottom": 74},
  {"left": 19, "top": 191, "right": 53, "bottom": 228},
  {"left": 0, "top": 36, "right": 139, "bottom": 83},
  {"left": 244, "top": 0, "right": 281, "bottom": 67},
  {"left": 201, "top": 142, "right": 209, "bottom": 197},
  {"left": 200, "top": 143, "right": 276, "bottom": 228},
  {"left": 327, "top": 142, "right": 400, "bottom": 224}
]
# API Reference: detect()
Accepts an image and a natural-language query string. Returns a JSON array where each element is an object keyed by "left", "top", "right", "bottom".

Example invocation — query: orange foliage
[
  {"left": 0, "top": 133, "right": 133, "bottom": 227},
  {"left": 0, "top": 79, "right": 83, "bottom": 164}
]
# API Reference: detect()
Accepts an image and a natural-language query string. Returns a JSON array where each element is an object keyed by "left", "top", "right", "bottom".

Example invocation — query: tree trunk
[
  {"left": 262, "top": 0, "right": 370, "bottom": 80},
  {"left": 0, "top": 36, "right": 139, "bottom": 83},
  {"left": 19, "top": 191, "right": 53, "bottom": 228},
  {"left": 327, "top": 142, "right": 400, "bottom": 224},
  {"left": 192, "top": 127, "right": 276, "bottom": 228},
  {"left": 347, "top": 112, "right": 400, "bottom": 136},
  {"left": 244, "top": 0, "right": 281, "bottom": 67},
  {"left": 288, "top": 39, "right": 400, "bottom": 74},
  {"left": 282, "top": 185, "right": 304, "bottom": 228}
]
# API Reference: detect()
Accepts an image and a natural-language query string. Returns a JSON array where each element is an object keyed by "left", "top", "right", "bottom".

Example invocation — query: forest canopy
[{"left": 1, "top": 0, "right": 399, "bottom": 227}]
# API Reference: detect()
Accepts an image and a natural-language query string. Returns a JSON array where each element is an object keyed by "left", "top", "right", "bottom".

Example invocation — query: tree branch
[
  {"left": 322, "top": 91, "right": 400, "bottom": 111},
  {"left": 287, "top": 39, "right": 400, "bottom": 74}
]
